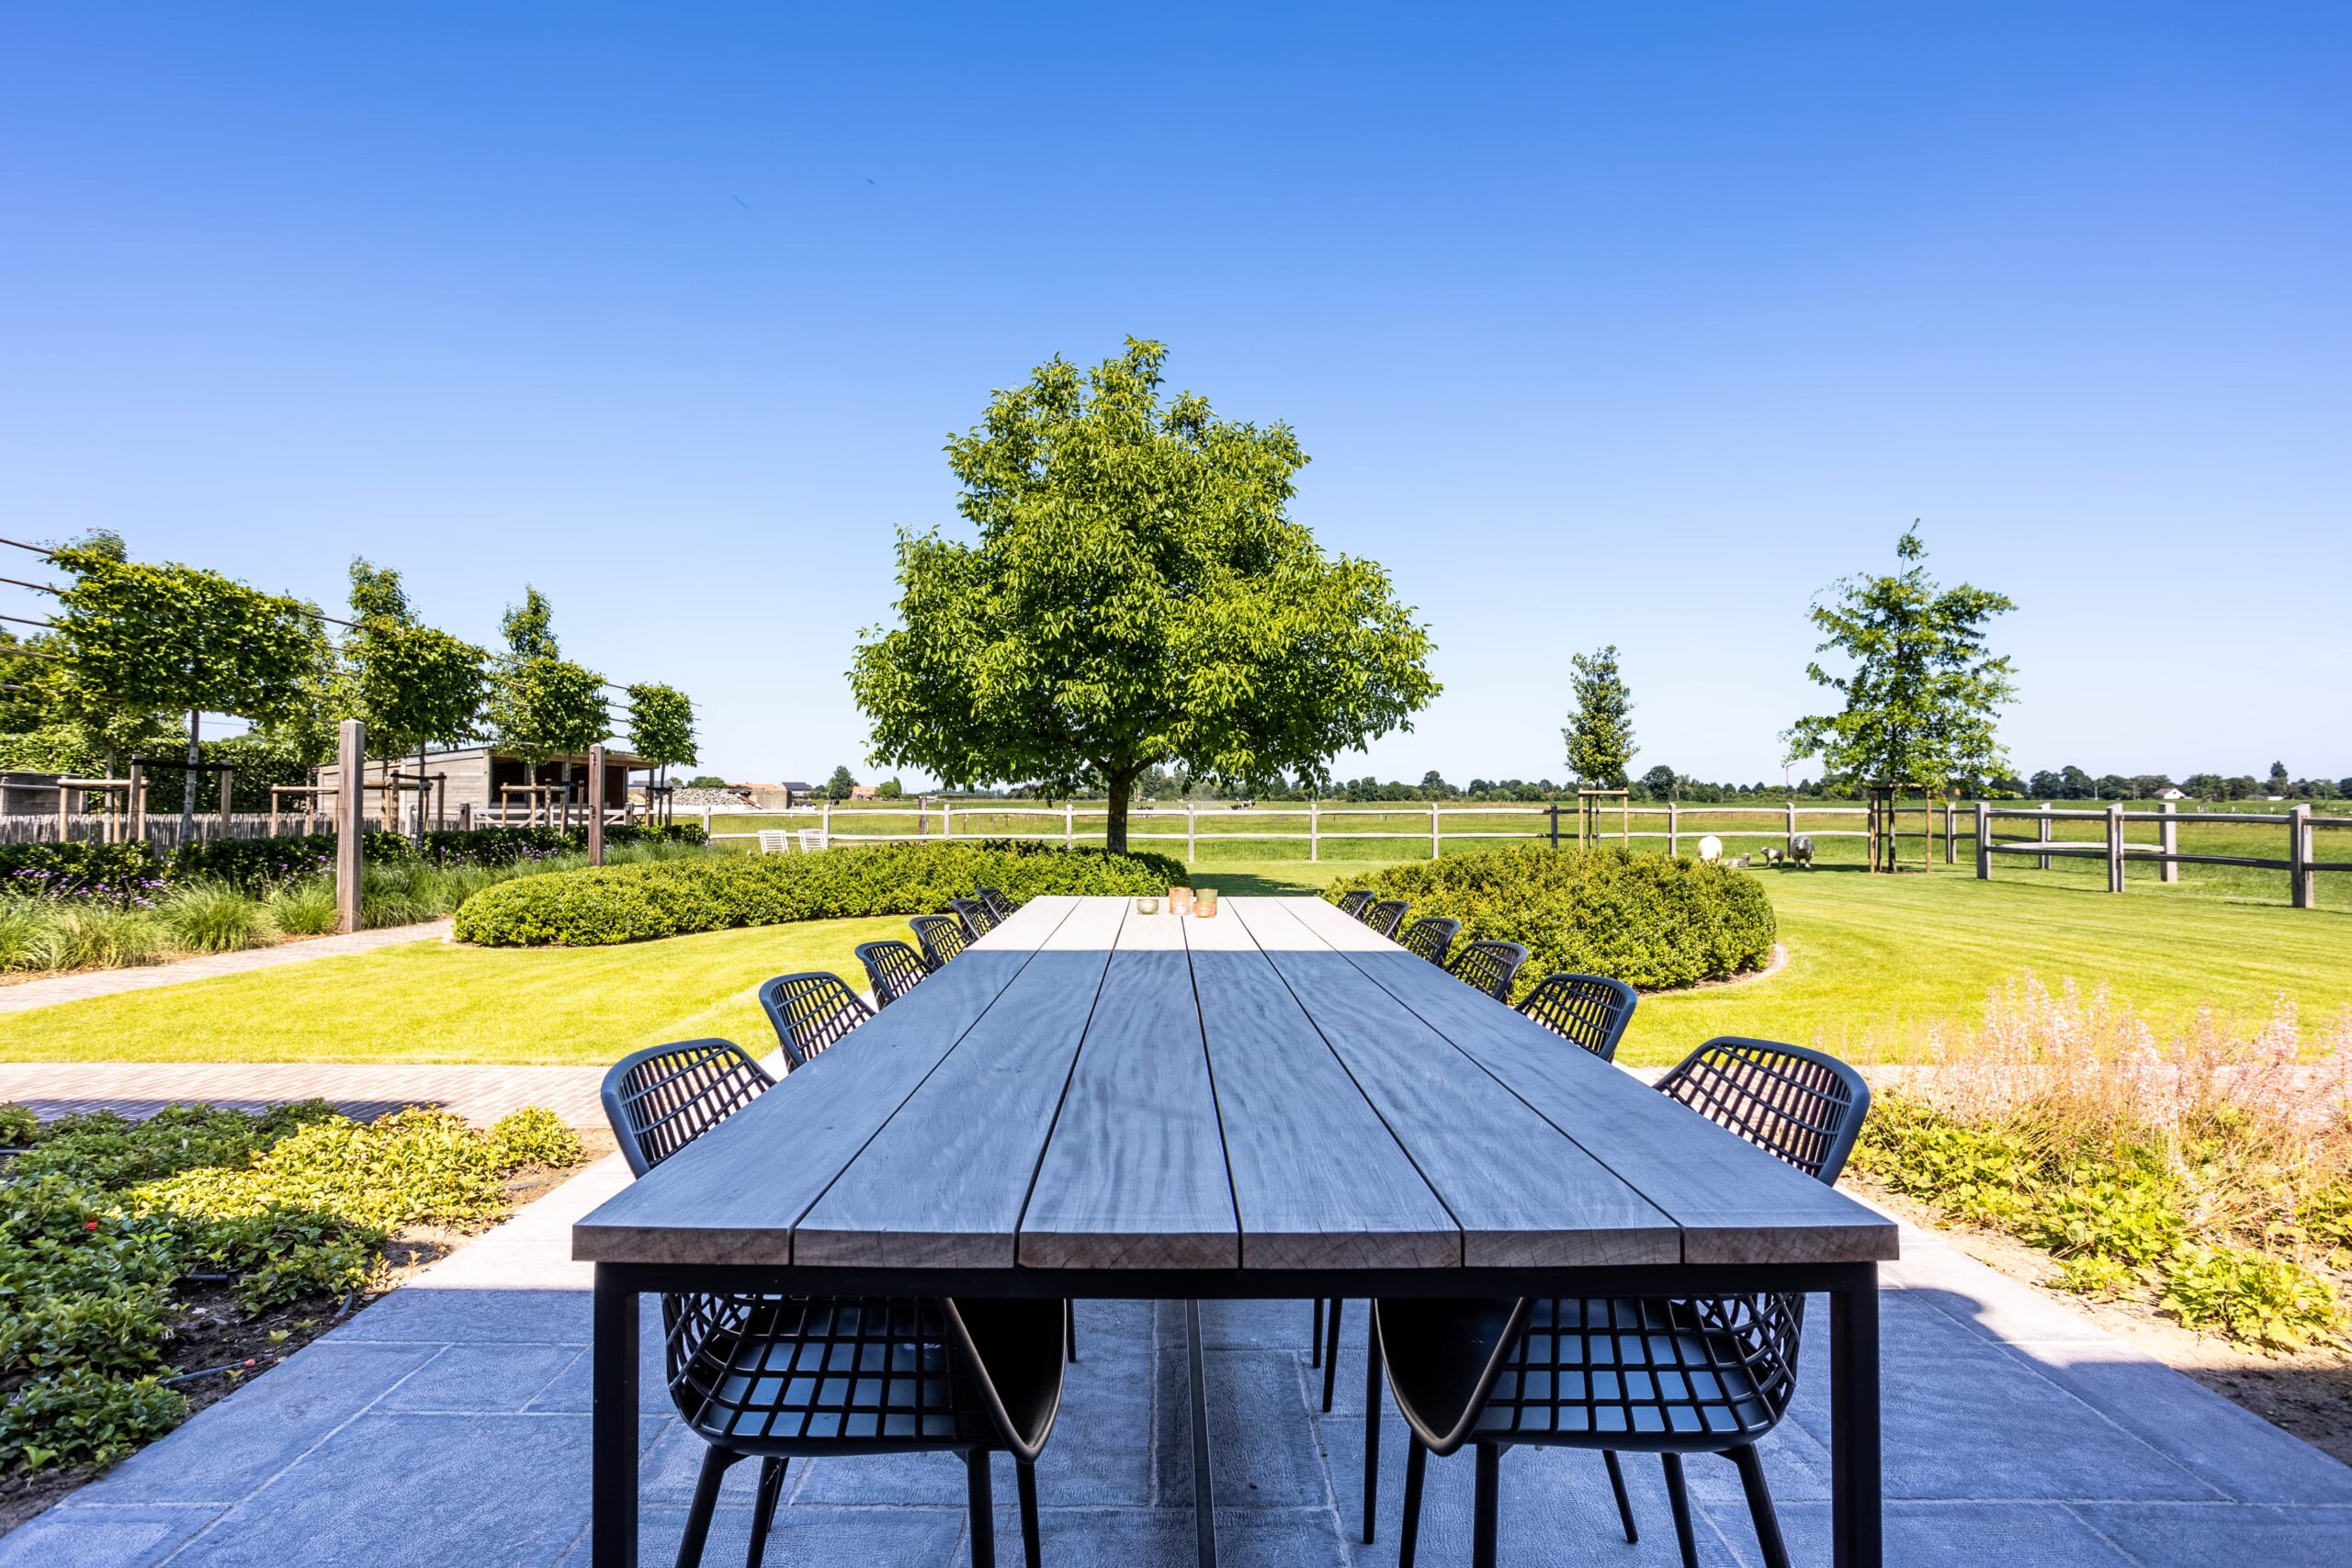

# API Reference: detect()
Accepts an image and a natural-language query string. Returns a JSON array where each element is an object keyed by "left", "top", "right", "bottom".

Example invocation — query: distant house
[
  {"left": 2154, "top": 786, "right": 2187, "bottom": 801},
  {"left": 848, "top": 784, "right": 878, "bottom": 801}
]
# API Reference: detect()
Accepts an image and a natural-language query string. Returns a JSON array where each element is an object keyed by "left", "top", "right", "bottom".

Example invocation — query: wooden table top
[{"left": 572, "top": 895, "right": 1896, "bottom": 1273}]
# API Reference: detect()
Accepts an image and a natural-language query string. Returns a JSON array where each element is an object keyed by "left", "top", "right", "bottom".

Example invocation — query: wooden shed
[{"left": 314, "top": 744, "right": 650, "bottom": 827}]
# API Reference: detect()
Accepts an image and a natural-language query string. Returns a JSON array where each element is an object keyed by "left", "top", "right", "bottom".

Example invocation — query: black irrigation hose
[
  {"left": 164, "top": 1358, "right": 264, "bottom": 1386},
  {"left": 335, "top": 1287, "right": 359, "bottom": 1318}
]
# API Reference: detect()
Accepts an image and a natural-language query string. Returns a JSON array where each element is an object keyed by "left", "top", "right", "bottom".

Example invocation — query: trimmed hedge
[
  {"left": 453, "top": 840, "right": 1185, "bottom": 947},
  {"left": 1327, "top": 845, "right": 1775, "bottom": 996}
]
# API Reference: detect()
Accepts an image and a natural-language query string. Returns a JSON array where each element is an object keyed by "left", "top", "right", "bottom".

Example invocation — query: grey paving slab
[
  {"left": 2070, "top": 1502, "right": 2352, "bottom": 1566},
  {"left": 0, "top": 1506, "right": 219, "bottom": 1568},
  {"left": 373, "top": 1343, "right": 583, "bottom": 1413}
]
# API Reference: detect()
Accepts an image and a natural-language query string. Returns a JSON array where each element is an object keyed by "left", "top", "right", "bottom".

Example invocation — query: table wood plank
[
  {"left": 1225, "top": 897, "right": 1678, "bottom": 1268},
  {"left": 1018, "top": 906, "right": 1240, "bottom": 1269},
  {"left": 1281, "top": 897, "right": 1897, "bottom": 1264},
  {"left": 571, "top": 896, "right": 1080, "bottom": 1266},
  {"left": 1184, "top": 907, "right": 1461, "bottom": 1269},
  {"left": 795, "top": 897, "right": 1131, "bottom": 1268}
]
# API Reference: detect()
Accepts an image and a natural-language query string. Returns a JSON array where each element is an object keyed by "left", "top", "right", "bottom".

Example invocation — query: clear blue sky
[{"left": 4, "top": 5, "right": 2346, "bottom": 787}]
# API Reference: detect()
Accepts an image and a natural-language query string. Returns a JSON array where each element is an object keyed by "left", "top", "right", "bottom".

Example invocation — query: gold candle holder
[
  {"left": 1194, "top": 886, "right": 1217, "bottom": 918},
  {"left": 1169, "top": 886, "right": 1193, "bottom": 914},
  {"left": 1135, "top": 895, "right": 1159, "bottom": 914}
]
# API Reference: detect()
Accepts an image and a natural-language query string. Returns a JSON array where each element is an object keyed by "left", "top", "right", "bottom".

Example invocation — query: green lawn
[{"left": 2, "top": 857, "right": 2345, "bottom": 1069}]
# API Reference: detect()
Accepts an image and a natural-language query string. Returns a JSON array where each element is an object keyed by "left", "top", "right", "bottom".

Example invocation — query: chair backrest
[
  {"left": 797, "top": 828, "right": 827, "bottom": 852},
  {"left": 976, "top": 887, "right": 1017, "bottom": 920},
  {"left": 756, "top": 829, "right": 791, "bottom": 854},
  {"left": 1514, "top": 972, "right": 1638, "bottom": 1062},
  {"left": 757, "top": 971, "right": 875, "bottom": 1070},
  {"left": 909, "top": 913, "right": 968, "bottom": 969},
  {"left": 947, "top": 897, "right": 996, "bottom": 936},
  {"left": 856, "top": 939, "right": 933, "bottom": 1009},
  {"left": 1400, "top": 916, "right": 1461, "bottom": 966},
  {"left": 1364, "top": 899, "right": 1409, "bottom": 938},
  {"left": 1655, "top": 1036, "right": 1871, "bottom": 1184},
  {"left": 1335, "top": 890, "right": 1374, "bottom": 920},
  {"left": 601, "top": 1038, "right": 774, "bottom": 1177},
  {"left": 1446, "top": 939, "right": 1528, "bottom": 1002}
]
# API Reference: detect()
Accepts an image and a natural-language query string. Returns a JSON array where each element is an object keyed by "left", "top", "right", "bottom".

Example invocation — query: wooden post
[
  {"left": 1064, "top": 801, "right": 1074, "bottom": 848},
  {"left": 2159, "top": 800, "right": 2178, "bottom": 884},
  {"left": 1975, "top": 801, "right": 1992, "bottom": 879},
  {"left": 218, "top": 766, "right": 233, "bottom": 839},
  {"left": 2106, "top": 802, "right": 2126, "bottom": 894},
  {"left": 55, "top": 780, "right": 69, "bottom": 843},
  {"left": 129, "top": 762, "right": 145, "bottom": 840},
  {"left": 1310, "top": 798, "right": 1320, "bottom": 862},
  {"left": 1545, "top": 800, "right": 1556, "bottom": 852},
  {"left": 942, "top": 799, "right": 952, "bottom": 841},
  {"left": 2290, "top": 804, "right": 2313, "bottom": 909},
  {"left": 1785, "top": 800, "right": 1797, "bottom": 858},
  {"left": 2038, "top": 803, "right": 2053, "bottom": 871},
  {"left": 335, "top": 720, "right": 365, "bottom": 934},
  {"left": 587, "top": 743, "right": 606, "bottom": 865},
  {"left": 459, "top": 802, "right": 472, "bottom": 831},
  {"left": 1944, "top": 799, "right": 1957, "bottom": 865},
  {"left": 1667, "top": 801, "right": 1679, "bottom": 859},
  {"left": 700, "top": 804, "right": 710, "bottom": 838},
  {"left": 822, "top": 800, "right": 833, "bottom": 847},
  {"left": 1429, "top": 801, "right": 1441, "bottom": 860},
  {"left": 1185, "top": 801, "right": 1197, "bottom": 862}
]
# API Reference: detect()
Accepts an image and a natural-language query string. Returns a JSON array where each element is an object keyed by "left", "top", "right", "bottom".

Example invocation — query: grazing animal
[
  {"left": 1696, "top": 834, "right": 1724, "bottom": 863},
  {"left": 1789, "top": 835, "right": 1815, "bottom": 868},
  {"left": 1759, "top": 846, "right": 1784, "bottom": 867}
]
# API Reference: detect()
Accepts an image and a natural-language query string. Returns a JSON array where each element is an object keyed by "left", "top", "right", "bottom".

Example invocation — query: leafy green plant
[
  {"left": 28, "top": 905, "right": 171, "bottom": 971},
  {"left": 0, "top": 1367, "right": 187, "bottom": 1471},
  {"left": 1326, "top": 845, "right": 1775, "bottom": 997},
  {"left": 2160, "top": 1246, "right": 2346, "bottom": 1351},
  {"left": 0, "top": 840, "right": 169, "bottom": 903},
  {"left": 0, "top": 1103, "right": 36, "bottom": 1147},
  {"left": 157, "top": 881, "right": 272, "bottom": 953},
  {"left": 486, "top": 1107, "right": 583, "bottom": 1169},
  {"left": 265, "top": 877, "right": 342, "bottom": 937},
  {"left": 452, "top": 840, "right": 1184, "bottom": 947}
]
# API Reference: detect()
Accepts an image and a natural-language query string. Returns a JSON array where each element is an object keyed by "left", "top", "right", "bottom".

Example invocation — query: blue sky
[{"left": 4, "top": 5, "right": 2346, "bottom": 786}]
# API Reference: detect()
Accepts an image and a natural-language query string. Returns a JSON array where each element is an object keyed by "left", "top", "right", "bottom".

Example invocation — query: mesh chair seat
[
  {"left": 602, "top": 1039, "right": 775, "bottom": 1177},
  {"left": 857, "top": 940, "right": 933, "bottom": 1009},
  {"left": 758, "top": 972, "right": 874, "bottom": 1069},
  {"left": 1515, "top": 973, "right": 1638, "bottom": 1061},
  {"left": 1446, "top": 939, "right": 1529, "bottom": 1001},
  {"left": 910, "top": 914, "right": 969, "bottom": 969},
  {"left": 1400, "top": 916, "right": 1461, "bottom": 965},
  {"left": 976, "top": 887, "right": 1018, "bottom": 921},
  {"left": 1336, "top": 890, "right": 1374, "bottom": 919},
  {"left": 948, "top": 897, "right": 997, "bottom": 936},
  {"left": 1365, "top": 899, "right": 1409, "bottom": 938}
]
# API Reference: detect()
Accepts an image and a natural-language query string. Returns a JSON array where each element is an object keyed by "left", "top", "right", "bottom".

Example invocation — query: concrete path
[
  {"left": 0, "top": 1060, "right": 606, "bottom": 1129},
  {"left": 0, "top": 919, "right": 454, "bottom": 1015},
  {"left": 8, "top": 1156, "right": 2349, "bottom": 1566}
]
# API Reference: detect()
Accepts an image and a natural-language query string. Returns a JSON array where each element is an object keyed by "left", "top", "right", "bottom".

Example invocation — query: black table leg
[
  {"left": 1829, "top": 1263, "right": 1882, "bottom": 1568},
  {"left": 1363, "top": 1316, "right": 1382, "bottom": 1543},
  {"left": 593, "top": 1265, "right": 640, "bottom": 1568},
  {"left": 1185, "top": 1299, "right": 1218, "bottom": 1568}
]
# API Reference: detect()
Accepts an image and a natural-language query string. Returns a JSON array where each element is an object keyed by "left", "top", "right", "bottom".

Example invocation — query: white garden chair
[
  {"left": 757, "top": 829, "right": 792, "bottom": 855},
  {"left": 798, "top": 829, "right": 828, "bottom": 852}
]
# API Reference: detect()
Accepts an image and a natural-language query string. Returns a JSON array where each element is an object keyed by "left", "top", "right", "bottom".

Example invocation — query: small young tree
[
  {"left": 341, "top": 559, "right": 490, "bottom": 832},
  {"left": 875, "top": 777, "right": 904, "bottom": 799},
  {"left": 1782, "top": 526, "right": 2017, "bottom": 790},
  {"left": 486, "top": 587, "right": 609, "bottom": 792},
  {"left": 1562, "top": 644, "right": 1635, "bottom": 788},
  {"left": 52, "top": 542, "right": 329, "bottom": 836},
  {"left": 851, "top": 339, "right": 1438, "bottom": 852},
  {"left": 624, "top": 682, "right": 698, "bottom": 795},
  {"left": 826, "top": 765, "right": 857, "bottom": 802}
]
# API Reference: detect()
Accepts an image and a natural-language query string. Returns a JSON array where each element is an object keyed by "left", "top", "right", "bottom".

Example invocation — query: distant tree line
[{"left": 2003, "top": 762, "right": 2348, "bottom": 802}]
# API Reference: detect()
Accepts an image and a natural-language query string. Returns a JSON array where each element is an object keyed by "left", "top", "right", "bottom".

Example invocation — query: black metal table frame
[{"left": 589, "top": 1258, "right": 1880, "bottom": 1567}]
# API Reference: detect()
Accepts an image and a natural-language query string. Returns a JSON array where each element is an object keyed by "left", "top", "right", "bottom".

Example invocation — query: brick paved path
[{"left": 0, "top": 919, "right": 455, "bottom": 1016}]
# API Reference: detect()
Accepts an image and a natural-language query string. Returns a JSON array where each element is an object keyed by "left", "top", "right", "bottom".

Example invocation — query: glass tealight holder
[
  {"left": 1194, "top": 886, "right": 1218, "bottom": 918},
  {"left": 1169, "top": 886, "right": 1193, "bottom": 914},
  {"left": 1135, "top": 895, "right": 1159, "bottom": 914}
]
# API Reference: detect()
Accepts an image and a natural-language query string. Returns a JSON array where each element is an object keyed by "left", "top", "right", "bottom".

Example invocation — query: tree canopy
[
  {"left": 850, "top": 338, "right": 1439, "bottom": 852},
  {"left": 1562, "top": 644, "right": 1635, "bottom": 788},
  {"left": 624, "top": 682, "right": 698, "bottom": 773},
  {"left": 486, "top": 587, "right": 609, "bottom": 766},
  {"left": 1782, "top": 526, "right": 2017, "bottom": 787},
  {"left": 340, "top": 559, "right": 490, "bottom": 764}
]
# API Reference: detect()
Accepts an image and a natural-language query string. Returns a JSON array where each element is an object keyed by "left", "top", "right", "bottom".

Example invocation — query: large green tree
[
  {"left": 1562, "top": 644, "right": 1635, "bottom": 788},
  {"left": 624, "top": 681, "right": 698, "bottom": 794},
  {"left": 486, "top": 586, "right": 610, "bottom": 773},
  {"left": 52, "top": 541, "right": 329, "bottom": 835},
  {"left": 1782, "top": 526, "right": 2017, "bottom": 787},
  {"left": 850, "top": 339, "right": 1438, "bottom": 852},
  {"left": 340, "top": 559, "right": 490, "bottom": 835}
]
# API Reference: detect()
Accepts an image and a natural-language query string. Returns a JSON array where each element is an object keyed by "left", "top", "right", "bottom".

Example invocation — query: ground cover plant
[
  {"left": 453, "top": 839, "right": 1183, "bottom": 946},
  {"left": 1325, "top": 844, "right": 1775, "bottom": 998},
  {"left": 1850, "top": 977, "right": 2352, "bottom": 1353},
  {"left": 0, "top": 1100, "right": 582, "bottom": 1505}
]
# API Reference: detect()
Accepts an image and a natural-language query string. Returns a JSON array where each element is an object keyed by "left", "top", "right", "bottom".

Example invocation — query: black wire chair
[
  {"left": 976, "top": 887, "right": 1018, "bottom": 921},
  {"left": 856, "top": 940, "right": 933, "bottom": 1009},
  {"left": 1444, "top": 940, "right": 1528, "bottom": 1002},
  {"left": 910, "top": 914, "right": 970, "bottom": 969},
  {"left": 1514, "top": 972, "right": 1639, "bottom": 1061},
  {"left": 1398, "top": 916, "right": 1461, "bottom": 966},
  {"left": 601, "top": 1038, "right": 1064, "bottom": 1568},
  {"left": 1336, "top": 890, "right": 1374, "bottom": 920},
  {"left": 756, "top": 972, "right": 874, "bottom": 1070},
  {"left": 1364, "top": 899, "right": 1409, "bottom": 938},
  {"left": 948, "top": 897, "right": 997, "bottom": 937},
  {"left": 1378, "top": 1037, "right": 1871, "bottom": 1568}
]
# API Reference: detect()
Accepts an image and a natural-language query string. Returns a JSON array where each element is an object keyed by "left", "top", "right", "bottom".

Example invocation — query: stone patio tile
[
  {"left": 559, "top": 1504, "right": 969, "bottom": 1568},
  {"left": 1154, "top": 1349, "right": 1329, "bottom": 1510},
  {"left": 996, "top": 1505, "right": 1349, "bottom": 1567},
  {"left": 375, "top": 1343, "right": 583, "bottom": 1413},
  {"left": 2001, "top": 1342, "right": 2352, "bottom": 1506},
  {"left": 1196, "top": 1297, "right": 1321, "bottom": 1352},
  {"left": 163, "top": 1413, "right": 591, "bottom": 1568},
  {"left": 524, "top": 1336, "right": 673, "bottom": 1416},
  {"left": 0, "top": 1504, "right": 219, "bottom": 1568},
  {"left": 2070, "top": 1502, "right": 2352, "bottom": 1565},
  {"left": 1754, "top": 1500, "right": 2140, "bottom": 1567},
  {"left": 327, "top": 1285, "right": 593, "bottom": 1345},
  {"left": 1364, "top": 1437, "right": 1736, "bottom": 1565},
  {"left": 85, "top": 1342, "right": 437, "bottom": 1506}
]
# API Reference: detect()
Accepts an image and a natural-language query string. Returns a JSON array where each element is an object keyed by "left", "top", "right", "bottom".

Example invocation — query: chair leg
[
  {"left": 1729, "top": 1444, "right": 1792, "bottom": 1568},
  {"left": 1398, "top": 1438, "right": 1428, "bottom": 1568},
  {"left": 1311, "top": 1297, "right": 1323, "bottom": 1368},
  {"left": 1601, "top": 1450, "right": 1639, "bottom": 1542},
  {"left": 745, "top": 1457, "right": 787, "bottom": 1568},
  {"left": 1471, "top": 1442, "right": 1500, "bottom": 1568},
  {"left": 1064, "top": 1299, "right": 1078, "bottom": 1364},
  {"left": 1321, "top": 1299, "right": 1343, "bottom": 1412},
  {"left": 1015, "top": 1457, "right": 1042, "bottom": 1568},
  {"left": 674, "top": 1448, "right": 742, "bottom": 1568},
  {"left": 966, "top": 1449, "right": 996, "bottom": 1568},
  {"left": 1362, "top": 1316, "right": 1383, "bottom": 1543},
  {"left": 1660, "top": 1453, "right": 1699, "bottom": 1568}
]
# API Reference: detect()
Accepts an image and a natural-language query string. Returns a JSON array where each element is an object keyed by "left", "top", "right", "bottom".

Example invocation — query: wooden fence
[{"left": 1973, "top": 801, "right": 2352, "bottom": 908}]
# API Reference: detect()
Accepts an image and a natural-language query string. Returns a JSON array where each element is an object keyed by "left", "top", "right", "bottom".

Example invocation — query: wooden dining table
[{"left": 574, "top": 894, "right": 1896, "bottom": 1566}]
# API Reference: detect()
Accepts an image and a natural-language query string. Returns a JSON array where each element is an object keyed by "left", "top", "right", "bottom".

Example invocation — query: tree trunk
[
  {"left": 1102, "top": 766, "right": 1140, "bottom": 855},
  {"left": 180, "top": 709, "right": 201, "bottom": 840}
]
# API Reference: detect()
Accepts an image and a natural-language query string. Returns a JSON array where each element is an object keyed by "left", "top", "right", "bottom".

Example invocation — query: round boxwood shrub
[
  {"left": 1328, "top": 845, "right": 1775, "bottom": 996},
  {"left": 451, "top": 840, "right": 1187, "bottom": 947}
]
